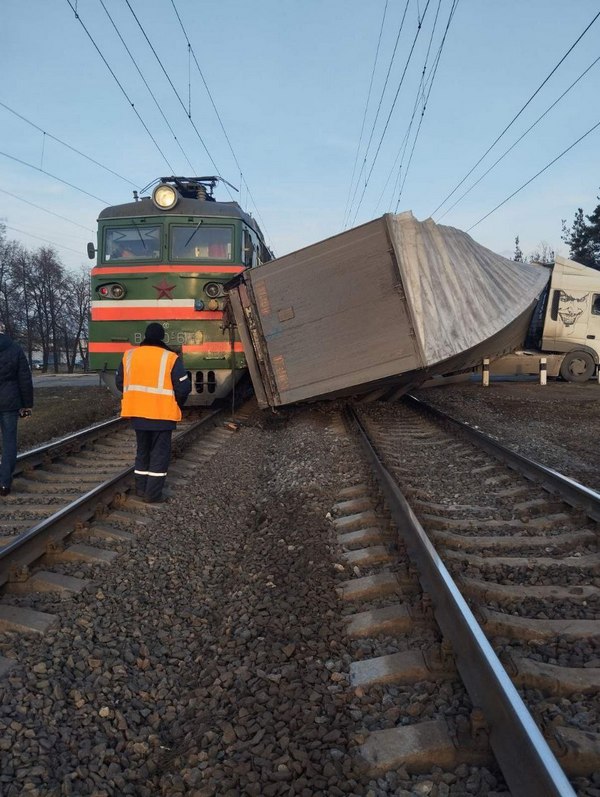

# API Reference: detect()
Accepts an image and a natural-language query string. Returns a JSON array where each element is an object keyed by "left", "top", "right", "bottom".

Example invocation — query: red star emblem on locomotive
[{"left": 153, "top": 277, "right": 176, "bottom": 299}]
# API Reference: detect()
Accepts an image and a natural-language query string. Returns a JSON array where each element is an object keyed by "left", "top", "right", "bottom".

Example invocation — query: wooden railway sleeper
[
  {"left": 546, "top": 726, "right": 600, "bottom": 777},
  {"left": 357, "top": 718, "right": 494, "bottom": 776},
  {"left": 501, "top": 652, "right": 600, "bottom": 696}
]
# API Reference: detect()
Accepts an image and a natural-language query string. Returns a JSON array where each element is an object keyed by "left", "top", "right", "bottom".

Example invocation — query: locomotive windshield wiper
[
  {"left": 131, "top": 221, "right": 148, "bottom": 250},
  {"left": 184, "top": 219, "right": 203, "bottom": 247}
]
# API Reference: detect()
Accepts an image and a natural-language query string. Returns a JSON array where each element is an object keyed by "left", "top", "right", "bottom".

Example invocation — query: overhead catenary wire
[
  {"left": 341, "top": 0, "right": 389, "bottom": 228},
  {"left": 373, "top": 0, "right": 444, "bottom": 213},
  {"left": 123, "top": 0, "right": 234, "bottom": 201},
  {"left": 350, "top": 0, "right": 433, "bottom": 228},
  {"left": 65, "top": 0, "right": 176, "bottom": 173},
  {"left": 393, "top": 0, "right": 460, "bottom": 211},
  {"left": 436, "top": 52, "right": 600, "bottom": 221},
  {"left": 0, "top": 101, "right": 140, "bottom": 188},
  {"left": 0, "top": 151, "right": 110, "bottom": 204},
  {"left": 97, "top": 0, "right": 197, "bottom": 175},
  {"left": 431, "top": 8, "right": 600, "bottom": 218},
  {"left": 3, "top": 225, "right": 85, "bottom": 256},
  {"left": 467, "top": 117, "right": 600, "bottom": 232},
  {"left": 169, "top": 0, "right": 272, "bottom": 244},
  {"left": 370, "top": 0, "right": 448, "bottom": 215},
  {"left": 344, "top": 0, "right": 413, "bottom": 230},
  {"left": 0, "top": 188, "right": 95, "bottom": 233}
]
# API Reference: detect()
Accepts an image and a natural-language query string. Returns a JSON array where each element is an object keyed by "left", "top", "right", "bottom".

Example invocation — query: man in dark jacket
[
  {"left": 0, "top": 328, "right": 34, "bottom": 495},
  {"left": 115, "top": 322, "right": 191, "bottom": 504}
]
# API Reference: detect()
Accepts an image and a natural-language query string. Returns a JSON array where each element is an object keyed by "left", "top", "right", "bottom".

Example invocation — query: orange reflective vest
[{"left": 121, "top": 346, "right": 182, "bottom": 422}]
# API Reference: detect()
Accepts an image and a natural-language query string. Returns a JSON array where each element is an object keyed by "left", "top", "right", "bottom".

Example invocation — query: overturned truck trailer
[{"left": 226, "top": 212, "right": 550, "bottom": 408}]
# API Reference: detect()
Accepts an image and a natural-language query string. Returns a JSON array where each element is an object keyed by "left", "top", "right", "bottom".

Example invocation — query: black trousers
[{"left": 134, "top": 429, "right": 172, "bottom": 501}]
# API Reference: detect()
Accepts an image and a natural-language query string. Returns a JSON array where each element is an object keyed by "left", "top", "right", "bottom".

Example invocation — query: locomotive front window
[
  {"left": 104, "top": 226, "right": 161, "bottom": 261},
  {"left": 171, "top": 225, "right": 233, "bottom": 261}
]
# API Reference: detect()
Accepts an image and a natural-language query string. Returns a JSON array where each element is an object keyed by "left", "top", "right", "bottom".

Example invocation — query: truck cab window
[{"left": 593, "top": 294, "right": 600, "bottom": 316}]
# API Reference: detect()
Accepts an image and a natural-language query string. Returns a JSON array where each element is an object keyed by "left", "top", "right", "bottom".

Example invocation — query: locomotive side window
[
  {"left": 104, "top": 226, "right": 161, "bottom": 261},
  {"left": 258, "top": 242, "right": 271, "bottom": 265},
  {"left": 171, "top": 226, "right": 233, "bottom": 261},
  {"left": 242, "top": 230, "right": 254, "bottom": 267}
]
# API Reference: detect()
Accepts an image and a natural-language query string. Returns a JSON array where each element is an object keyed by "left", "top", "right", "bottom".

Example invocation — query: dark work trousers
[
  {"left": 0, "top": 411, "right": 19, "bottom": 489},
  {"left": 134, "top": 429, "right": 172, "bottom": 502}
]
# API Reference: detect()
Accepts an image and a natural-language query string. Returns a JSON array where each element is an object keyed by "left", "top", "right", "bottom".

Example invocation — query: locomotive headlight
[
  {"left": 204, "top": 282, "right": 224, "bottom": 298},
  {"left": 97, "top": 283, "right": 126, "bottom": 300},
  {"left": 152, "top": 184, "right": 178, "bottom": 210}
]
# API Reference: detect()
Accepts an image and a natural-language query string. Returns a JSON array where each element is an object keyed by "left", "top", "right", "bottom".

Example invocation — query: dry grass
[{"left": 17, "top": 386, "right": 120, "bottom": 452}]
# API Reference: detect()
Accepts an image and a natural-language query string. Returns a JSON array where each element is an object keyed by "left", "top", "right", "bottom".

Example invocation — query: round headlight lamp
[
  {"left": 152, "top": 184, "right": 178, "bottom": 210},
  {"left": 204, "top": 282, "right": 224, "bottom": 298}
]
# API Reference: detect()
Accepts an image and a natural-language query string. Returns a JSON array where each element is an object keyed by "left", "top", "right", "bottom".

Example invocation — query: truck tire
[{"left": 559, "top": 350, "right": 596, "bottom": 382}]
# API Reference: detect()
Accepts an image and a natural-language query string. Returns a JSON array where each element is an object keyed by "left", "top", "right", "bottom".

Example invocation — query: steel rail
[
  {"left": 14, "top": 416, "right": 126, "bottom": 477},
  {"left": 406, "top": 394, "right": 600, "bottom": 522},
  {"left": 346, "top": 406, "right": 576, "bottom": 797},
  {"left": 0, "top": 410, "right": 220, "bottom": 587}
]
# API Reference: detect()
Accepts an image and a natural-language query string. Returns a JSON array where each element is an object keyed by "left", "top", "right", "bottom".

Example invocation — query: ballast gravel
[
  {"left": 413, "top": 381, "right": 600, "bottom": 491},
  {"left": 0, "top": 402, "right": 513, "bottom": 796}
]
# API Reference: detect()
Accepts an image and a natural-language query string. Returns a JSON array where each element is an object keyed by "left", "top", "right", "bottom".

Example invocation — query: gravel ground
[
  {"left": 3, "top": 382, "right": 597, "bottom": 795},
  {"left": 0, "top": 402, "right": 515, "bottom": 796},
  {"left": 412, "top": 381, "right": 599, "bottom": 491},
  {"left": 14, "top": 387, "right": 119, "bottom": 453},
  {"left": 2, "top": 404, "right": 360, "bottom": 796}
]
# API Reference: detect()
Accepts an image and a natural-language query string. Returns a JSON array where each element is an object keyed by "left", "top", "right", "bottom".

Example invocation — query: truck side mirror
[{"left": 87, "top": 242, "right": 96, "bottom": 260}]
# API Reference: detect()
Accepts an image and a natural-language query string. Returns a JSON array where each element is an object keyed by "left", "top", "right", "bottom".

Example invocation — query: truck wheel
[{"left": 559, "top": 350, "right": 596, "bottom": 382}]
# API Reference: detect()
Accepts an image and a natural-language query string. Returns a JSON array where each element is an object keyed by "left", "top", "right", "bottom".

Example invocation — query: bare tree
[
  {"left": 28, "top": 247, "right": 68, "bottom": 372},
  {"left": 58, "top": 267, "right": 90, "bottom": 372},
  {"left": 10, "top": 248, "right": 36, "bottom": 362},
  {"left": 0, "top": 231, "right": 28, "bottom": 341},
  {"left": 0, "top": 230, "right": 91, "bottom": 371},
  {"left": 528, "top": 241, "right": 554, "bottom": 265}
]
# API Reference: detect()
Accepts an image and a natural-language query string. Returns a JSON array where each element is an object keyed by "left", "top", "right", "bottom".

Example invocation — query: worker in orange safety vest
[{"left": 115, "top": 322, "right": 191, "bottom": 503}]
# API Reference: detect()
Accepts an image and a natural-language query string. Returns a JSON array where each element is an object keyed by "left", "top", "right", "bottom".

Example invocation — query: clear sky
[{"left": 1, "top": 0, "right": 599, "bottom": 272}]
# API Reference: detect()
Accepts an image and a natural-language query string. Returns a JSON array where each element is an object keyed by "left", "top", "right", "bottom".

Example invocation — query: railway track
[
  {"left": 333, "top": 395, "right": 600, "bottom": 796},
  {"left": 1, "top": 396, "right": 597, "bottom": 795},
  {"left": 0, "top": 409, "right": 232, "bottom": 651}
]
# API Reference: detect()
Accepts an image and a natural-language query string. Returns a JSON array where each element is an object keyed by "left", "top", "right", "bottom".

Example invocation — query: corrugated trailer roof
[
  {"left": 389, "top": 212, "right": 549, "bottom": 365},
  {"left": 227, "top": 212, "right": 550, "bottom": 408}
]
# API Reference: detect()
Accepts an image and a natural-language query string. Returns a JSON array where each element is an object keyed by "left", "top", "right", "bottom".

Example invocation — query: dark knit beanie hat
[{"left": 144, "top": 322, "right": 165, "bottom": 341}]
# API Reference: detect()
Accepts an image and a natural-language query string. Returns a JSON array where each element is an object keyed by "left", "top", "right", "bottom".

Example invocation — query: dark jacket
[
  {"left": 0, "top": 333, "right": 34, "bottom": 412},
  {"left": 115, "top": 339, "right": 191, "bottom": 430}
]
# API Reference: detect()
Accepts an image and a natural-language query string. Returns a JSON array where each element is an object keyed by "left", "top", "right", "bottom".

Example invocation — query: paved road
[{"left": 33, "top": 373, "right": 104, "bottom": 389}]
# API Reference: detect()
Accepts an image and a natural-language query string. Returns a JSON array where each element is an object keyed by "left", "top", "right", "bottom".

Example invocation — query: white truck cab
[{"left": 541, "top": 255, "right": 600, "bottom": 381}]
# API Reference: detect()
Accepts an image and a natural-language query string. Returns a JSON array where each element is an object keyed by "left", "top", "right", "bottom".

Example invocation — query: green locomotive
[{"left": 88, "top": 176, "right": 271, "bottom": 404}]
